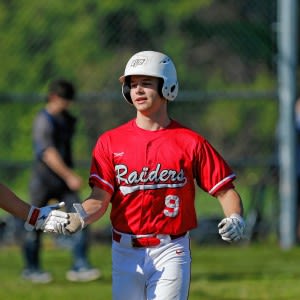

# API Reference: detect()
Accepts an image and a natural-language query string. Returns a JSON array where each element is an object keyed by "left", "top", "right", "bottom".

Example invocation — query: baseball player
[
  {"left": 53, "top": 51, "right": 245, "bottom": 300},
  {"left": 0, "top": 182, "right": 67, "bottom": 232}
]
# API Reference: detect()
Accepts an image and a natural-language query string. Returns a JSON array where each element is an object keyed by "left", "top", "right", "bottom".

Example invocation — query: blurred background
[{"left": 0, "top": 0, "right": 297, "bottom": 246}]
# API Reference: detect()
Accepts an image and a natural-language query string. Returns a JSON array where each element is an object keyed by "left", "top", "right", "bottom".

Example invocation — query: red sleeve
[
  {"left": 196, "top": 140, "right": 236, "bottom": 196},
  {"left": 89, "top": 135, "right": 115, "bottom": 195}
]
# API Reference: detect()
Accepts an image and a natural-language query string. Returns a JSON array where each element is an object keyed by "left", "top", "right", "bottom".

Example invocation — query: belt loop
[{"left": 112, "top": 231, "right": 121, "bottom": 242}]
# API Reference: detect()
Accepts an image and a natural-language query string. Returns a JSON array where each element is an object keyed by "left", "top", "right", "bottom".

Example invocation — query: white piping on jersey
[
  {"left": 208, "top": 173, "right": 236, "bottom": 195},
  {"left": 113, "top": 152, "right": 124, "bottom": 157},
  {"left": 119, "top": 181, "right": 187, "bottom": 196},
  {"left": 90, "top": 174, "right": 114, "bottom": 192}
]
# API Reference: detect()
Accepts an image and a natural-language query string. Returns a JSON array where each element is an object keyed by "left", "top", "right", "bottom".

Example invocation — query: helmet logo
[{"left": 130, "top": 58, "right": 146, "bottom": 68}]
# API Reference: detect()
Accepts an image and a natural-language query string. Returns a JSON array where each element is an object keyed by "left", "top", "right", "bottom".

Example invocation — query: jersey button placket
[{"left": 139, "top": 141, "right": 152, "bottom": 233}]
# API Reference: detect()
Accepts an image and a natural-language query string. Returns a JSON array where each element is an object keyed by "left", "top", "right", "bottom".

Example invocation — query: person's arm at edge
[{"left": 0, "top": 183, "right": 31, "bottom": 220}]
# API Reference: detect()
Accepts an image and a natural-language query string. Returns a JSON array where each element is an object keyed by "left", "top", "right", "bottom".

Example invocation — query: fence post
[{"left": 277, "top": 0, "right": 298, "bottom": 249}]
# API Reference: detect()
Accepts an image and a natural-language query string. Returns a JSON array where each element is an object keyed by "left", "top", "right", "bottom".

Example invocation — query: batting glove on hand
[
  {"left": 55, "top": 203, "right": 87, "bottom": 235},
  {"left": 218, "top": 213, "right": 245, "bottom": 242},
  {"left": 24, "top": 202, "right": 68, "bottom": 232}
]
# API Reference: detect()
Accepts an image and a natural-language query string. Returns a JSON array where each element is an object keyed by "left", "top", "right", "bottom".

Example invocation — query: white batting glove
[
  {"left": 42, "top": 210, "right": 70, "bottom": 233},
  {"left": 55, "top": 203, "right": 87, "bottom": 235},
  {"left": 218, "top": 213, "right": 245, "bottom": 242},
  {"left": 24, "top": 202, "right": 68, "bottom": 232}
]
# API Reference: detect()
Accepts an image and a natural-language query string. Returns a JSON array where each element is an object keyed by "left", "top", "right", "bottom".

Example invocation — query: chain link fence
[{"left": 0, "top": 1, "right": 281, "bottom": 240}]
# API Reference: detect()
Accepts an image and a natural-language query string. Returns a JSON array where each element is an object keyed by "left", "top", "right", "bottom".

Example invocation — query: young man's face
[{"left": 129, "top": 75, "right": 165, "bottom": 115}]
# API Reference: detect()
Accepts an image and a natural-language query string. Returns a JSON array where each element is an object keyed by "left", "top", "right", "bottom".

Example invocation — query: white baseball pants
[{"left": 112, "top": 233, "right": 191, "bottom": 300}]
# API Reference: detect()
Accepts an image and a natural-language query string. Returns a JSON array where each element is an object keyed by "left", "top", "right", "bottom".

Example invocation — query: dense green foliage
[
  {"left": 0, "top": 1, "right": 279, "bottom": 225},
  {"left": 0, "top": 0, "right": 275, "bottom": 91}
]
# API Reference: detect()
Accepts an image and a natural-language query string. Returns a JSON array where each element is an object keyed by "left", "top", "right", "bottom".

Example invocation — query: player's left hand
[
  {"left": 24, "top": 202, "right": 69, "bottom": 232},
  {"left": 218, "top": 213, "right": 245, "bottom": 242}
]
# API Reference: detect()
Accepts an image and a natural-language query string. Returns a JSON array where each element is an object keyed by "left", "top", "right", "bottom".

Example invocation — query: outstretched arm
[
  {"left": 0, "top": 183, "right": 32, "bottom": 220},
  {"left": 61, "top": 186, "right": 111, "bottom": 234},
  {"left": 0, "top": 183, "right": 68, "bottom": 232},
  {"left": 82, "top": 186, "right": 111, "bottom": 225}
]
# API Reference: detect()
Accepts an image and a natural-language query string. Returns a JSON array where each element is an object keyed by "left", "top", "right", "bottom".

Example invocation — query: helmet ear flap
[
  {"left": 162, "top": 79, "right": 178, "bottom": 101},
  {"left": 122, "top": 77, "right": 132, "bottom": 104},
  {"left": 158, "top": 78, "right": 164, "bottom": 98}
]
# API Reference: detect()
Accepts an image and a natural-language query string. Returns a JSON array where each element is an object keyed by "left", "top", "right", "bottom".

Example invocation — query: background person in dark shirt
[{"left": 21, "top": 79, "right": 101, "bottom": 283}]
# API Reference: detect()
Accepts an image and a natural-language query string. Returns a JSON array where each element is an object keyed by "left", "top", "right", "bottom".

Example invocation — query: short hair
[{"left": 48, "top": 79, "right": 76, "bottom": 101}]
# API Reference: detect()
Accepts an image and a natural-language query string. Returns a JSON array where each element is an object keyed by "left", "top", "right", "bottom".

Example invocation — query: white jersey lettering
[{"left": 115, "top": 163, "right": 187, "bottom": 195}]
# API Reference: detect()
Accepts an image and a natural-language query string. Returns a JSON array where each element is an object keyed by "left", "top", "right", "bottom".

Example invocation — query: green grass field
[{"left": 0, "top": 239, "right": 300, "bottom": 300}]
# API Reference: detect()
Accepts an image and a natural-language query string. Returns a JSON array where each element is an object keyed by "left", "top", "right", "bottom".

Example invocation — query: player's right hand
[
  {"left": 54, "top": 203, "right": 87, "bottom": 235},
  {"left": 65, "top": 213, "right": 84, "bottom": 234},
  {"left": 52, "top": 213, "right": 84, "bottom": 235}
]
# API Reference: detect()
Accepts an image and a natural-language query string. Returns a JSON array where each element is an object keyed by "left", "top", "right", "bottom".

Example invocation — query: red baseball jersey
[{"left": 89, "top": 119, "right": 236, "bottom": 235}]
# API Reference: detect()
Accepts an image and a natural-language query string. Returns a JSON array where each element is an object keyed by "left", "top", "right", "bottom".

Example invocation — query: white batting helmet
[{"left": 119, "top": 50, "right": 179, "bottom": 104}]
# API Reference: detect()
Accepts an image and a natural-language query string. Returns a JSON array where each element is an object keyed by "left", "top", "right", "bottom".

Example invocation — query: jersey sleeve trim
[
  {"left": 89, "top": 173, "right": 114, "bottom": 193},
  {"left": 208, "top": 173, "right": 236, "bottom": 195}
]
